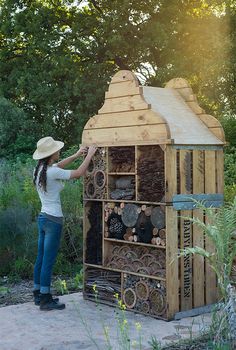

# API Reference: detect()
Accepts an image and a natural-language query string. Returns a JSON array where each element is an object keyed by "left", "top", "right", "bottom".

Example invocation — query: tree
[
  {"left": 0, "top": 0, "right": 235, "bottom": 154},
  {"left": 0, "top": 96, "right": 41, "bottom": 158}
]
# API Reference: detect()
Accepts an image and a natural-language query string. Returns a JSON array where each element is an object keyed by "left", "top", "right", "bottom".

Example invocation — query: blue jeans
[{"left": 33, "top": 214, "right": 62, "bottom": 294}]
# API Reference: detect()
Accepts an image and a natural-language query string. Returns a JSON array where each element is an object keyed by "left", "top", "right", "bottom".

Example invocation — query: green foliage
[
  {"left": 0, "top": 157, "right": 83, "bottom": 278},
  {"left": 179, "top": 199, "right": 236, "bottom": 300},
  {"left": 224, "top": 148, "right": 236, "bottom": 186},
  {"left": 13, "top": 257, "right": 34, "bottom": 279},
  {"left": 52, "top": 268, "right": 83, "bottom": 294},
  {"left": 221, "top": 116, "right": 236, "bottom": 148},
  {"left": 0, "top": 97, "right": 41, "bottom": 159},
  {"left": 0, "top": 0, "right": 235, "bottom": 158}
]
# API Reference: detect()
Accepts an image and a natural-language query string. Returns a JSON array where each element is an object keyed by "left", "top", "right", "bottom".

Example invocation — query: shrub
[{"left": 0, "top": 154, "right": 84, "bottom": 278}]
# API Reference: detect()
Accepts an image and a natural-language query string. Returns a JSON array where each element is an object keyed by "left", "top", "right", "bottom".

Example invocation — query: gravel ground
[{"left": 0, "top": 279, "right": 34, "bottom": 307}]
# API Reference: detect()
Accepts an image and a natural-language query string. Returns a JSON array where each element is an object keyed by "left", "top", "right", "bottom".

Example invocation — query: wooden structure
[{"left": 82, "top": 70, "right": 225, "bottom": 320}]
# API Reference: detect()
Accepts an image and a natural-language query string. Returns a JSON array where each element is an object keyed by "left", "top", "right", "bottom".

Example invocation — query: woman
[{"left": 32, "top": 136, "right": 97, "bottom": 311}]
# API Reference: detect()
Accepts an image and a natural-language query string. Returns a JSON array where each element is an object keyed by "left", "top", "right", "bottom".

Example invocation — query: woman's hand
[
  {"left": 87, "top": 145, "right": 97, "bottom": 157},
  {"left": 75, "top": 146, "right": 88, "bottom": 158}
]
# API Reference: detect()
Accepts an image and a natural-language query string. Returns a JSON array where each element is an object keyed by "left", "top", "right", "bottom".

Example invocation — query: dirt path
[{"left": 0, "top": 292, "right": 212, "bottom": 350}]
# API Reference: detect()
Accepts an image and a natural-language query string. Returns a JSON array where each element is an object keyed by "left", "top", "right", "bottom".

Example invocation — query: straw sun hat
[{"left": 33, "top": 136, "right": 64, "bottom": 160}]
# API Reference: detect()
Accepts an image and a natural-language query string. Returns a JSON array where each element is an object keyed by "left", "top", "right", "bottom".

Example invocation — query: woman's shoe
[
  {"left": 33, "top": 290, "right": 59, "bottom": 306},
  {"left": 40, "top": 293, "right": 65, "bottom": 311}
]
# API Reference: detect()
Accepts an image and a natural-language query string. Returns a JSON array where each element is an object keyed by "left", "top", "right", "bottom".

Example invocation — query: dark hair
[{"left": 33, "top": 156, "right": 51, "bottom": 192}]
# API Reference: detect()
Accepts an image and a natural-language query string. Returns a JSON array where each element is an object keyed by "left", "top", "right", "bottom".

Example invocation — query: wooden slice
[
  {"left": 111, "top": 246, "right": 120, "bottom": 255},
  {"left": 141, "top": 204, "right": 147, "bottom": 211},
  {"left": 144, "top": 207, "right": 152, "bottom": 216},
  {"left": 87, "top": 158, "right": 95, "bottom": 174},
  {"left": 139, "top": 300, "right": 150, "bottom": 314},
  {"left": 156, "top": 237, "right": 161, "bottom": 246},
  {"left": 126, "top": 227, "right": 133, "bottom": 235},
  {"left": 151, "top": 237, "right": 157, "bottom": 245},
  {"left": 158, "top": 229, "right": 166, "bottom": 239},
  {"left": 123, "top": 288, "right": 137, "bottom": 309},
  {"left": 104, "top": 231, "right": 109, "bottom": 238},
  {"left": 123, "top": 264, "right": 134, "bottom": 272},
  {"left": 121, "top": 203, "right": 139, "bottom": 227},
  {"left": 148, "top": 261, "right": 162, "bottom": 274},
  {"left": 160, "top": 239, "right": 166, "bottom": 247},
  {"left": 128, "top": 236, "right": 134, "bottom": 242},
  {"left": 85, "top": 181, "right": 96, "bottom": 199},
  {"left": 135, "top": 281, "right": 149, "bottom": 301},
  {"left": 125, "top": 250, "right": 138, "bottom": 260},
  {"left": 149, "top": 289, "right": 166, "bottom": 316},
  {"left": 123, "top": 233, "right": 131, "bottom": 241},
  {"left": 94, "top": 170, "right": 106, "bottom": 189},
  {"left": 116, "top": 257, "right": 126, "bottom": 267},
  {"left": 137, "top": 267, "right": 150, "bottom": 275},
  {"left": 153, "top": 227, "right": 159, "bottom": 236},
  {"left": 108, "top": 202, "right": 115, "bottom": 209},
  {"left": 120, "top": 202, "right": 125, "bottom": 209},
  {"left": 150, "top": 207, "right": 165, "bottom": 229},
  {"left": 141, "top": 254, "right": 155, "bottom": 266},
  {"left": 133, "top": 259, "right": 144, "bottom": 271},
  {"left": 118, "top": 246, "right": 130, "bottom": 256},
  {"left": 137, "top": 207, "right": 142, "bottom": 214},
  {"left": 107, "top": 261, "right": 119, "bottom": 269},
  {"left": 133, "top": 235, "right": 138, "bottom": 242},
  {"left": 110, "top": 255, "right": 120, "bottom": 263}
]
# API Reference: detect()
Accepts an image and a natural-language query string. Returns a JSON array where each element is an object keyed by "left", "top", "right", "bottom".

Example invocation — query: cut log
[{"left": 150, "top": 207, "right": 165, "bottom": 229}]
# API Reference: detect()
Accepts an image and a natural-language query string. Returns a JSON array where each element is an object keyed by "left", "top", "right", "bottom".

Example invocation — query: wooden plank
[
  {"left": 166, "top": 206, "right": 179, "bottom": 319},
  {"left": 179, "top": 150, "right": 193, "bottom": 311},
  {"left": 110, "top": 70, "right": 139, "bottom": 85},
  {"left": 199, "top": 114, "right": 223, "bottom": 128},
  {"left": 165, "top": 78, "right": 190, "bottom": 89},
  {"left": 102, "top": 201, "right": 105, "bottom": 265},
  {"left": 205, "top": 150, "right": 217, "bottom": 305},
  {"left": 165, "top": 146, "right": 177, "bottom": 202},
  {"left": 105, "top": 82, "right": 142, "bottom": 99},
  {"left": 216, "top": 150, "right": 224, "bottom": 194},
  {"left": 174, "top": 303, "right": 217, "bottom": 320},
  {"left": 186, "top": 101, "right": 205, "bottom": 115},
  {"left": 175, "top": 87, "right": 194, "bottom": 100},
  {"left": 135, "top": 145, "right": 138, "bottom": 201},
  {"left": 192, "top": 150, "right": 205, "bottom": 308},
  {"left": 82, "top": 124, "right": 169, "bottom": 145},
  {"left": 98, "top": 95, "right": 150, "bottom": 114},
  {"left": 84, "top": 110, "right": 167, "bottom": 130},
  {"left": 208, "top": 127, "right": 225, "bottom": 142}
]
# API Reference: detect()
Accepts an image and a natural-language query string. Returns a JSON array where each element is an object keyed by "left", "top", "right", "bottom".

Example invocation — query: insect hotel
[{"left": 81, "top": 70, "right": 225, "bottom": 320}]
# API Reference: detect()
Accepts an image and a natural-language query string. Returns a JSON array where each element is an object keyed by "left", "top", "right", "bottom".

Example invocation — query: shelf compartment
[
  {"left": 84, "top": 202, "right": 103, "bottom": 265},
  {"left": 84, "top": 266, "right": 121, "bottom": 303},
  {"left": 122, "top": 274, "right": 167, "bottom": 319},
  {"left": 108, "top": 175, "right": 135, "bottom": 200},
  {"left": 104, "top": 201, "right": 166, "bottom": 246},
  {"left": 84, "top": 263, "right": 166, "bottom": 282},
  {"left": 137, "top": 145, "right": 165, "bottom": 203},
  {"left": 104, "top": 240, "right": 166, "bottom": 279},
  {"left": 84, "top": 147, "right": 107, "bottom": 200},
  {"left": 108, "top": 146, "right": 135, "bottom": 173}
]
